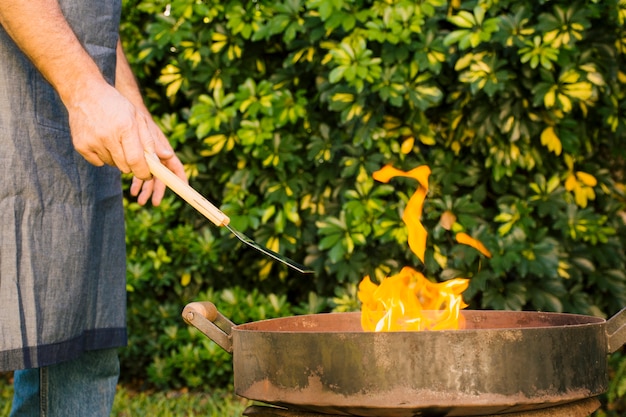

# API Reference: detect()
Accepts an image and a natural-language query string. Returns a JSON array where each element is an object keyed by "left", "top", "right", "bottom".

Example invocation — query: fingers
[
  {"left": 145, "top": 147, "right": 186, "bottom": 206},
  {"left": 70, "top": 116, "right": 119, "bottom": 170},
  {"left": 77, "top": 149, "right": 107, "bottom": 168},
  {"left": 150, "top": 179, "right": 167, "bottom": 206},
  {"left": 150, "top": 123, "right": 174, "bottom": 160},
  {"left": 107, "top": 110, "right": 166, "bottom": 181},
  {"left": 130, "top": 175, "right": 144, "bottom": 197},
  {"left": 129, "top": 115, "right": 188, "bottom": 207},
  {"left": 74, "top": 141, "right": 131, "bottom": 173},
  {"left": 118, "top": 112, "right": 152, "bottom": 180},
  {"left": 131, "top": 176, "right": 156, "bottom": 206},
  {"left": 130, "top": 174, "right": 167, "bottom": 207}
]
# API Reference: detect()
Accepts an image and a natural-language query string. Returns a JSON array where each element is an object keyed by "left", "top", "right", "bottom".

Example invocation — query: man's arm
[{"left": 0, "top": 0, "right": 153, "bottom": 179}]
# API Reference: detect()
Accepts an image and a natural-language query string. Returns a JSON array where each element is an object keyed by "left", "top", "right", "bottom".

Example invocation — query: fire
[
  {"left": 359, "top": 267, "right": 468, "bottom": 332},
  {"left": 358, "top": 164, "right": 490, "bottom": 332}
]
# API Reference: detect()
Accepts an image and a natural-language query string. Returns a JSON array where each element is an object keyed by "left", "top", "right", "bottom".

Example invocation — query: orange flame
[
  {"left": 359, "top": 267, "right": 468, "bottom": 332},
  {"left": 456, "top": 232, "right": 492, "bottom": 258},
  {"left": 359, "top": 164, "right": 489, "bottom": 332},
  {"left": 373, "top": 165, "right": 430, "bottom": 263}
]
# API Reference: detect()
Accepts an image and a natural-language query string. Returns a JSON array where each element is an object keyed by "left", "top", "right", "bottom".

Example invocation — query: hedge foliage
[{"left": 118, "top": 0, "right": 626, "bottom": 408}]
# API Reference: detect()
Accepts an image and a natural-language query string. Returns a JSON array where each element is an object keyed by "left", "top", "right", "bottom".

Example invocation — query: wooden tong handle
[{"left": 144, "top": 152, "right": 230, "bottom": 227}]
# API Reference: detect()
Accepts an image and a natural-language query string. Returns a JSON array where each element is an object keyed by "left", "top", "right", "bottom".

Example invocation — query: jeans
[{"left": 10, "top": 348, "right": 119, "bottom": 417}]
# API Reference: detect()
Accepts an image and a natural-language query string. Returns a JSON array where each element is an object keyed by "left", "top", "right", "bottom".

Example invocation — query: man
[{"left": 0, "top": 1, "right": 187, "bottom": 415}]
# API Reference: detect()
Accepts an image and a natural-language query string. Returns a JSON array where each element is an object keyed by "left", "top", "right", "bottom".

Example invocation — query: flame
[
  {"left": 373, "top": 165, "right": 430, "bottom": 263},
  {"left": 359, "top": 164, "right": 489, "bottom": 332},
  {"left": 455, "top": 232, "right": 492, "bottom": 258},
  {"left": 359, "top": 267, "right": 468, "bottom": 332}
]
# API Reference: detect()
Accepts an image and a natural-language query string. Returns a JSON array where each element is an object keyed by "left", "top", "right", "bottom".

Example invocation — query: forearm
[
  {"left": 115, "top": 40, "right": 147, "bottom": 113},
  {"left": 0, "top": 1, "right": 107, "bottom": 106}
]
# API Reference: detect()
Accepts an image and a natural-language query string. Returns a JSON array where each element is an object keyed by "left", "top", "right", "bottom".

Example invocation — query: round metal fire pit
[{"left": 183, "top": 303, "right": 626, "bottom": 417}]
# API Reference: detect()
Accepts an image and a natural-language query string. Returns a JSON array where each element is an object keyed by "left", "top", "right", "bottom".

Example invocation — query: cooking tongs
[{"left": 144, "top": 152, "right": 313, "bottom": 274}]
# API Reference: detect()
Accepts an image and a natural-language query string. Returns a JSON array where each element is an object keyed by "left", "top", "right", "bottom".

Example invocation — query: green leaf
[{"left": 448, "top": 11, "right": 476, "bottom": 29}]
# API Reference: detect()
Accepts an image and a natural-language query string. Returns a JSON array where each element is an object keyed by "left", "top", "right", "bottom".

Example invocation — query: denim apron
[{"left": 0, "top": 0, "right": 127, "bottom": 371}]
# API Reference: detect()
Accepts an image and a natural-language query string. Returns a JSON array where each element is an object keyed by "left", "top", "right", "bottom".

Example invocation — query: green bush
[
  {"left": 122, "top": 280, "right": 297, "bottom": 388},
  {"left": 119, "top": 0, "right": 626, "bottom": 407}
]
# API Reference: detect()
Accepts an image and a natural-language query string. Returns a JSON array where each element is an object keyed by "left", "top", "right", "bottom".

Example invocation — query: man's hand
[
  {"left": 64, "top": 76, "right": 185, "bottom": 206},
  {"left": 65, "top": 80, "right": 155, "bottom": 180},
  {"left": 67, "top": 81, "right": 186, "bottom": 206}
]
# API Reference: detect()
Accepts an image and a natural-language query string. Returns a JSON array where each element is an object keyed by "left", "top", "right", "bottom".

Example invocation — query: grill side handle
[
  {"left": 182, "top": 302, "right": 234, "bottom": 353},
  {"left": 607, "top": 307, "right": 626, "bottom": 354}
]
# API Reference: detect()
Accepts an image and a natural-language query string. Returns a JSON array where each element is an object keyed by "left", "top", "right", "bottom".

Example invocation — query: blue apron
[{"left": 0, "top": 0, "right": 127, "bottom": 370}]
